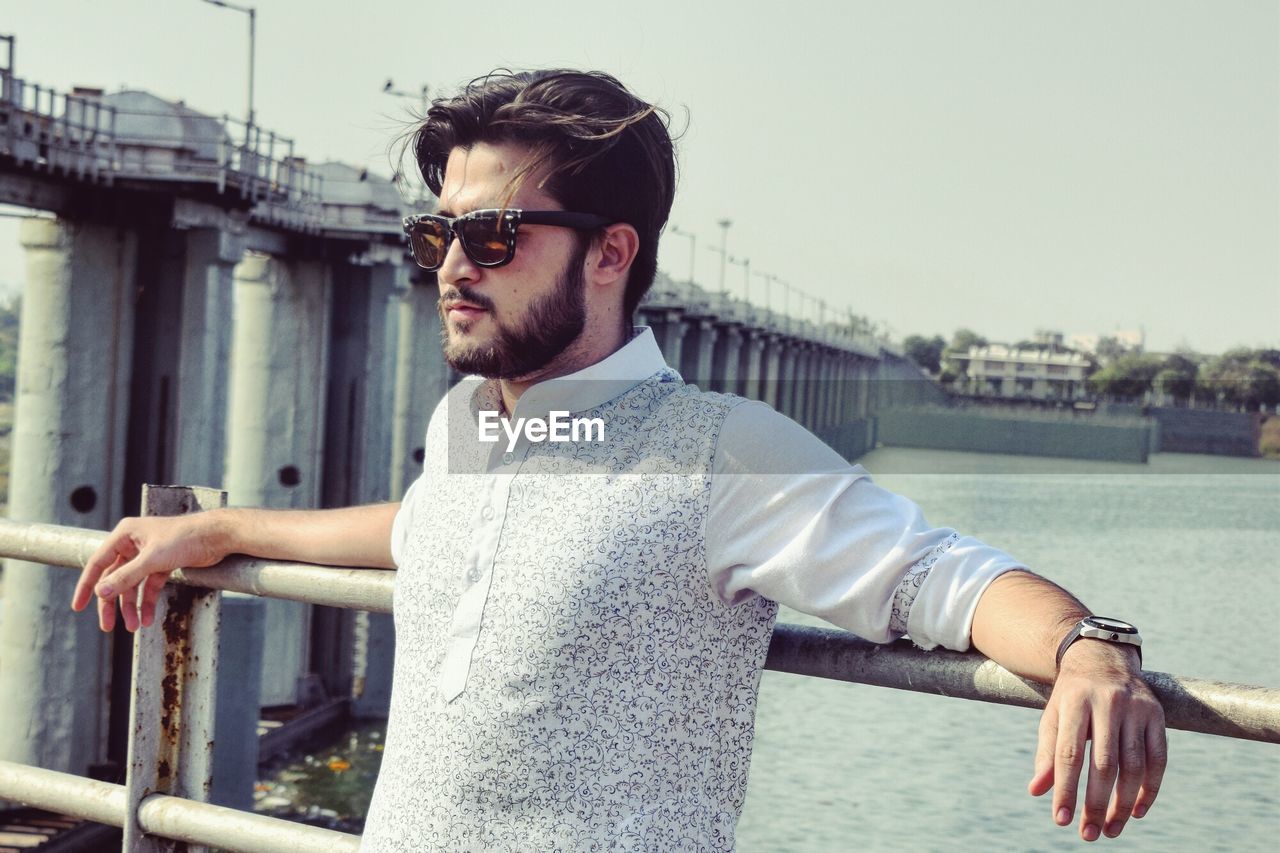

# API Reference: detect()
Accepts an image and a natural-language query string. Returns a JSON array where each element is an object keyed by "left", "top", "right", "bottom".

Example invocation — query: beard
[{"left": 437, "top": 238, "right": 589, "bottom": 379}]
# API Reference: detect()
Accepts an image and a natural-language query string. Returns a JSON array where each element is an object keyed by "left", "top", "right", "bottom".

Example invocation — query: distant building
[
  {"left": 1066, "top": 328, "right": 1146, "bottom": 356},
  {"left": 951, "top": 344, "right": 1090, "bottom": 400}
]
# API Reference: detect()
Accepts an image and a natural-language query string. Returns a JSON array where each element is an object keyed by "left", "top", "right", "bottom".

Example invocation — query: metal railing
[
  {"left": 0, "top": 34, "right": 329, "bottom": 233},
  {"left": 0, "top": 506, "right": 1277, "bottom": 851}
]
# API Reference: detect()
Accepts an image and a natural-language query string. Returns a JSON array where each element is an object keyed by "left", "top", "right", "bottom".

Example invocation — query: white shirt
[{"left": 365, "top": 327, "right": 1023, "bottom": 851}]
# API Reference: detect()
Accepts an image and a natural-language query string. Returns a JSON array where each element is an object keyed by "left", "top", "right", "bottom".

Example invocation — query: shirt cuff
[{"left": 904, "top": 540, "right": 1027, "bottom": 651}]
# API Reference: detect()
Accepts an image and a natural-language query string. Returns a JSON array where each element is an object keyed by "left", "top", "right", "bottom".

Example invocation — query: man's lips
[{"left": 444, "top": 301, "right": 488, "bottom": 319}]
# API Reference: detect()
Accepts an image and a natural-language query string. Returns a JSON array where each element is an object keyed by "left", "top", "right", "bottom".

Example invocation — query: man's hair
[{"left": 410, "top": 70, "right": 677, "bottom": 321}]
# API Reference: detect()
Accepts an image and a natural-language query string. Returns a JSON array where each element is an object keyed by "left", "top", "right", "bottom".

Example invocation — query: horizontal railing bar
[
  {"left": 3, "top": 518, "right": 1278, "bottom": 743},
  {"left": 767, "top": 625, "right": 1280, "bottom": 744},
  {"left": 0, "top": 519, "right": 394, "bottom": 613},
  {"left": 0, "top": 761, "right": 359, "bottom": 852}
]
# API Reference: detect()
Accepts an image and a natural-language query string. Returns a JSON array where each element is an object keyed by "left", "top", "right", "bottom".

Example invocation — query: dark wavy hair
[{"left": 409, "top": 70, "right": 677, "bottom": 322}]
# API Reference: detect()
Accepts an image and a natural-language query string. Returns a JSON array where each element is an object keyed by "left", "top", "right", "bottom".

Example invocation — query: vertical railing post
[{"left": 122, "top": 485, "right": 227, "bottom": 853}]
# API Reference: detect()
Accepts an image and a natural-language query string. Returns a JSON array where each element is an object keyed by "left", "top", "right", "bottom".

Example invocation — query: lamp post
[
  {"left": 201, "top": 0, "right": 256, "bottom": 144},
  {"left": 727, "top": 255, "right": 750, "bottom": 304},
  {"left": 716, "top": 218, "right": 732, "bottom": 295},
  {"left": 669, "top": 225, "right": 696, "bottom": 287},
  {"left": 384, "top": 79, "right": 431, "bottom": 114},
  {"left": 753, "top": 271, "right": 776, "bottom": 315}
]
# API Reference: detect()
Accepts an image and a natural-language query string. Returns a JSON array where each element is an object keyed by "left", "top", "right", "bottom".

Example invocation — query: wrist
[
  {"left": 202, "top": 507, "right": 243, "bottom": 558},
  {"left": 1059, "top": 635, "right": 1142, "bottom": 671}
]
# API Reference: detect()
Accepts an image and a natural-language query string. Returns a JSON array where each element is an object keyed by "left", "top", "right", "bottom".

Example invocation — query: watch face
[{"left": 1086, "top": 616, "right": 1138, "bottom": 634}]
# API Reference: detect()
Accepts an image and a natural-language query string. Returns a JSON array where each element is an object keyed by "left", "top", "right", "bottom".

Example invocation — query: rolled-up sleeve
[{"left": 706, "top": 401, "right": 1025, "bottom": 651}]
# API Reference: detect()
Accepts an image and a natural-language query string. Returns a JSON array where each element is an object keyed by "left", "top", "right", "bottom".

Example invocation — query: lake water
[
  {"left": 736, "top": 448, "right": 1280, "bottom": 852},
  {"left": 260, "top": 448, "right": 1280, "bottom": 851}
]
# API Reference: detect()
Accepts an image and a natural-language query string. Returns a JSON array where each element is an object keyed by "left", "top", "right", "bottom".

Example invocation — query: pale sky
[{"left": 1, "top": 0, "right": 1276, "bottom": 354}]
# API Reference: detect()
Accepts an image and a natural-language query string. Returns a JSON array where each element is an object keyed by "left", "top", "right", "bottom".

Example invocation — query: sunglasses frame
[{"left": 401, "top": 208, "right": 613, "bottom": 271}]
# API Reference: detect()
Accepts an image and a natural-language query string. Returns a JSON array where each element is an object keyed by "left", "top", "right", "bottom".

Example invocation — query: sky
[{"left": 1, "top": 0, "right": 1276, "bottom": 354}]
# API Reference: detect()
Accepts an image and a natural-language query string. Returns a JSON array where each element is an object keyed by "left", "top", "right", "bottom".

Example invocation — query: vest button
[
  {"left": 502, "top": 452, "right": 514, "bottom": 465},
  {"left": 481, "top": 506, "right": 495, "bottom": 521}
]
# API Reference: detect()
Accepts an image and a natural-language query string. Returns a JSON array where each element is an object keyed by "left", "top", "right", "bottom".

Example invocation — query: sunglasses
[{"left": 402, "top": 208, "right": 613, "bottom": 271}]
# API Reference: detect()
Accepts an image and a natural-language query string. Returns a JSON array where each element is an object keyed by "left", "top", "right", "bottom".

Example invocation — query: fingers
[
  {"left": 139, "top": 573, "right": 170, "bottom": 629},
  {"left": 73, "top": 529, "right": 140, "bottom": 611},
  {"left": 1080, "top": 706, "right": 1119, "bottom": 842},
  {"left": 1103, "top": 719, "right": 1145, "bottom": 837},
  {"left": 1051, "top": 699, "right": 1089, "bottom": 833},
  {"left": 1132, "top": 719, "right": 1168, "bottom": 820},
  {"left": 1029, "top": 699, "right": 1058, "bottom": 797}
]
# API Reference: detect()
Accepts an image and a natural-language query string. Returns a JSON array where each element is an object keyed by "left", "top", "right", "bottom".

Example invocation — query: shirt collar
[{"left": 466, "top": 326, "right": 669, "bottom": 422}]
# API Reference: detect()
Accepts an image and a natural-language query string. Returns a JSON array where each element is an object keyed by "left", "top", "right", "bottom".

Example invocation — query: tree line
[{"left": 902, "top": 328, "right": 1280, "bottom": 410}]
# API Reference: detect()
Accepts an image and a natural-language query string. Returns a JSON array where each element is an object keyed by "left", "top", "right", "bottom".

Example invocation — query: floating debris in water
[{"left": 253, "top": 721, "right": 385, "bottom": 834}]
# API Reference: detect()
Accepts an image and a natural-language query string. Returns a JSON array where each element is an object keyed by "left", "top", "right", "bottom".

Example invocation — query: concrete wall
[
  {"left": 1104, "top": 404, "right": 1261, "bottom": 457},
  {"left": 877, "top": 408, "right": 1153, "bottom": 463}
]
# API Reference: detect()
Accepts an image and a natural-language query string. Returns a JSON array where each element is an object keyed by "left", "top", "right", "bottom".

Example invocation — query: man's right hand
[
  {"left": 71, "top": 511, "right": 231, "bottom": 633},
  {"left": 69, "top": 501, "right": 402, "bottom": 633}
]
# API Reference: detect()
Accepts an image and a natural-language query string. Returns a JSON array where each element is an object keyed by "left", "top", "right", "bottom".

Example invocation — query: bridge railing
[
  {"left": 0, "top": 67, "right": 119, "bottom": 185},
  {"left": 0, "top": 500, "right": 1277, "bottom": 851},
  {"left": 0, "top": 35, "right": 328, "bottom": 231}
]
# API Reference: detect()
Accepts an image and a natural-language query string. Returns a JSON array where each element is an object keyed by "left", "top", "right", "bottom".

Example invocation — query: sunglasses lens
[
  {"left": 409, "top": 219, "right": 449, "bottom": 269},
  {"left": 460, "top": 216, "right": 511, "bottom": 266}
]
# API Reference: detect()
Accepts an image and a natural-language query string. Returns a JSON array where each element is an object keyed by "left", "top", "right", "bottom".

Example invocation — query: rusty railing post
[{"left": 123, "top": 485, "right": 227, "bottom": 853}]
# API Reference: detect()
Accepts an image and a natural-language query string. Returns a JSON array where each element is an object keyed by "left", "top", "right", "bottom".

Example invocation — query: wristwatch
[{"left": 1055, "top": 616, "right": 1142, "bottom": 670}]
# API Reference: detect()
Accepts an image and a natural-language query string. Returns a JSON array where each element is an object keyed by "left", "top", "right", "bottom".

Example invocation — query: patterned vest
[{"left": 360, "top": 370, "right": 780, "bottom": 851}]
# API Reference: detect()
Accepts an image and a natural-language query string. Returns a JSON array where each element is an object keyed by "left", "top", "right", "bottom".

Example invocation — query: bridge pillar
[
  {"left": 172, "top": 229, "right": 241, "bottom": 487},
  {"left": 709, "top": 323, "right": 742, "bottom": 394},
  {"left": 778, "top": 340, "right": 801, "bottom": 422},
  {"left": 640, "top": 306, "right": 686, "bottom": 370},
  {"left": 224, "top": 252, "right": 332, "bottom": 708},
  {"left": 738, "top": 328, "right": 765, "bottom": 401},
  {"left": 391, "top": 274, "right": 451, "bottom": 499},
  {"left": 0, "top": 217, "right": 137, "bottom": 777},
  {"left": 762, "top": 334, "right": 784, "bottom": 411},
  {"left": 679, "top": 317, "right": 716, "bottom": 390},
  {"left": 316, "top": 259, "right": 406, "bottom": 710}
]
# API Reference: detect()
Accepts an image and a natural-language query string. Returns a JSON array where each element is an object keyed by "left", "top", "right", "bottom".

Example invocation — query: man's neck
[{"left": 495, "top": 323, "right": 630, "bottom": 415}]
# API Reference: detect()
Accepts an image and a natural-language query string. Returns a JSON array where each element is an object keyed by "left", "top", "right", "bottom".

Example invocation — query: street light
[
  {"left": 669, "top": 225, "right": 696, "bottom": 286},
  {"left": 384, "top": 79, "right": 431, "bottom": 114},
  {"left": 200, "top": 0, "right": 256, "bottom": 143},
  {"left": 753, "top": 271, "right": 777, "bottom": 314},
  {"left": 716, "top": 218, "right": 732, "bottom": 295},
  {"left": 727, "top": 255, "right": 750, "bottom": 303}
]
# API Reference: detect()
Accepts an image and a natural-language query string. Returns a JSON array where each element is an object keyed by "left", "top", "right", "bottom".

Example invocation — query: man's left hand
[{"left": 1028, "top": 641, "right": 1168, "bottom": 842}]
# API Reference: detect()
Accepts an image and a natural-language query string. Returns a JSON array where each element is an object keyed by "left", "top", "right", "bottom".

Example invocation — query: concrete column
[
  {"left": 738, "top": 329, "right": 765, "bottom": 402},
  {"left": 0, "top": 217, "right": 137, "bottom": 776},
  {"left": 211, "top": 592, "right": 265, "bottom": 810},
  {"left": 856, "top": 357, "right": 872, "bottom": 418},
  {"left": 763, "top": 335, "right": 784, "bottom": 411},
  {"left": 780, "top": 341, "right": 802, "bottom": 422},
  {"left": 709, "top": 324, "right": 742, "bottom": 394},
  {"left": 322, "top": 261, "right": 402, "bottom": 510},
  {"left": 391, "top": 276, "right": 450, "bottom": 499},
  {"left": 643, "top": 307, "right": 686, "bottom": 370},
  {"left": 805, "top": 347, "right": 824, "bottom": 430},
  {"left": 814, "top": 349, "right": 832, "bottom": 430},
  {"left": 679, "top": 317, "right": 716, "bottom": 389},
  {"left": 835, "top": 355, "right": 853, "bottom": 424},
  {"left": 224, "top": 252, "right": 332, "bottom": 708},
  {"left": 225, "top": 253, "right": 331, "bottom": 509},
  {"left": 316, "top": 260, "right": 405, "bottom": 707},
  {"left": 173, "top": 229, "right": 241, "bottom": 487}
]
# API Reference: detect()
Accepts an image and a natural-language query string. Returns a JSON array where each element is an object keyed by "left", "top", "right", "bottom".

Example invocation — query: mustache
[{"left": 438, "top": 286, "right": 495, "bottom": 312}]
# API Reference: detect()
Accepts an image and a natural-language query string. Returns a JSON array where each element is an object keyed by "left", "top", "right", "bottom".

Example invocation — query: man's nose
[{"left": 437, "top": 232, "right": 479, "bottom": 286}]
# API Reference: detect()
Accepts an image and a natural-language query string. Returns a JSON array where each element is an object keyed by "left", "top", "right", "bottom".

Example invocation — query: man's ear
[{"left": 588, "top": 223, "right": 641, "bottom": 288}]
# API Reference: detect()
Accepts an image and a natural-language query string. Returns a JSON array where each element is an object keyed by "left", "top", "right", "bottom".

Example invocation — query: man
[{"left": 72, "top": 70, "right": 1165, "bottom": 849}]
